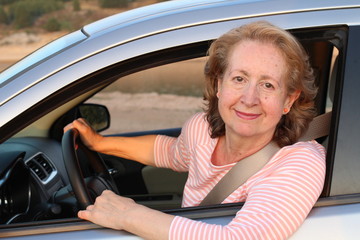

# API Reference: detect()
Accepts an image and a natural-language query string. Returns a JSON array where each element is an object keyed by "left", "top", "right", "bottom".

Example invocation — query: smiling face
[{"left": 217, "top": 40, "right": 299, "bottom": 142}]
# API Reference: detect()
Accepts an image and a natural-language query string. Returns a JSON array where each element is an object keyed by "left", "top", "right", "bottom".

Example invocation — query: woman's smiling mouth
[{"left": 235, "top": 110, "right": 261, "bottom": 120}]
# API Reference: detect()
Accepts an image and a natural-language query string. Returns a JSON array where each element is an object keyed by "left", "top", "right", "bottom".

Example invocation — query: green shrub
[
  {"left": 8, "top": 0, "right": 64, "bottom": 29},
  {"left": 73, "top": 0, "right": 81, "bottom": 11},
  {"left": 60, "top": 20, "right": 74, "bottom": 31},
  {"left": 0, "top": 7, "right": 7, "bottom": 24},
  {"left": 0, "top": 0, "right": 17, "bottom": 5},
  {"left": 99, "top": 0, "right": 129, "bottom": 8},
  {"left": 12, "top": 6, "right": 33, "bottom": 28},
  {"left": 44, "top": 17, "right": 61, "bottom": 32}
]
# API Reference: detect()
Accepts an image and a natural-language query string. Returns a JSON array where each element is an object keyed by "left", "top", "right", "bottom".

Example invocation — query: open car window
[{"left": 86, "top": 58, "right": 206, "bottom": 135}]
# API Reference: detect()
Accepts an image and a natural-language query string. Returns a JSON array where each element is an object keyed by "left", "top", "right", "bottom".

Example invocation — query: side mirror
[
  {"left": 51, "top": 103, "right": 111, "bottom": 141},
  {"left": 78, "top": 104, "right": 110, "bottom": 132}
]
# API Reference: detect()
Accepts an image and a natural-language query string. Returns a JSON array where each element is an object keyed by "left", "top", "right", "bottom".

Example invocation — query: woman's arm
[{"left": 64, "top": 118, "right": 157, "bottom": 166}]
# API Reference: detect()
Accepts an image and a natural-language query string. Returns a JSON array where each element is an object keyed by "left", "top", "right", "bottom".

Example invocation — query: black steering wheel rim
[{"left": 62, "top": 128, "right": 118, "bottom": 209}]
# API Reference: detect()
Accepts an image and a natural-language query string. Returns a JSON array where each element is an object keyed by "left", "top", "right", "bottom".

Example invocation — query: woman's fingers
[
  {"left": 63, "top": 118, "right": 87, "bottom": 132},
  {"left": 77, "top": 190, "right": 133, "bottom": 230},
  {"left": 63, "top": 122, "right": 74, "bottom": 133}
]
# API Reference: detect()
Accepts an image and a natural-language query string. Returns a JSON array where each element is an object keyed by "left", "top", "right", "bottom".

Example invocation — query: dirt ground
[
  {"left": 0, "top": 31, "right": 68, "bottom": 74},
  {"left": 0, "top": 32, "right": 67, "bottom": 63}
]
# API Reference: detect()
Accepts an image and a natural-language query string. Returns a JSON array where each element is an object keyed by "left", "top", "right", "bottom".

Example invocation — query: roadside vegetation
[{"left": 0, "top": 0, "right": 165, "bottom": 34}]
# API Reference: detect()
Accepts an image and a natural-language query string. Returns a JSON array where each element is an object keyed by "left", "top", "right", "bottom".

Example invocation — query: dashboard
[
  {"left": 0, "top": 133, "right": 186, "bottom": 225},
  {"left": 0, "top": 137, "right": 72, "bottom": 224}
]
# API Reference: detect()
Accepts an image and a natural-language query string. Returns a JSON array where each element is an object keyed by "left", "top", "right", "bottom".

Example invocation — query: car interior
[{"left": 0, "top": 25, "right": 345, "bottom": 226}]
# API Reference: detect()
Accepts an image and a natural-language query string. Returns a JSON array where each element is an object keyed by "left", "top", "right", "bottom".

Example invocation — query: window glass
[{"left": 86, "top": 57, "right": 207, "bottom": 135}]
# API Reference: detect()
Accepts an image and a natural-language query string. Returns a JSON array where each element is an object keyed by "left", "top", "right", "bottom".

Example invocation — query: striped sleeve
[
  {"left": 154, "top": 134, "right": 189, "bottom": 172},
  {"left": 169, "top": 141, "right": 326, "bottom": 240},
  {"left": 154, "top": 112, "right": 206, "bottom": 172}
]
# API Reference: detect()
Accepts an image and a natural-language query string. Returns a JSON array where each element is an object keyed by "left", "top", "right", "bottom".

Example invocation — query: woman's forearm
[
  {"left": 124, "top": 203, "right": 174, "bottom": 240},
  {"left": 94, "top": 135, "right": 158, "bottom": 166},
  {"left": 65, "top": 119, "right": 158, "bottom": 167}
]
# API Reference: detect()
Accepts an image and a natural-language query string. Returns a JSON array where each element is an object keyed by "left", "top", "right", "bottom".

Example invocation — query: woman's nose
[{"left": 240, "top": 83, "right": 260, "bottom": 107}]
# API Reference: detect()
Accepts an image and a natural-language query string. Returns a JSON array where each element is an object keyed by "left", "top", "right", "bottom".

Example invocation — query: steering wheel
[{"left": 62, "top": 129, "right": 119, "bottom": 210}]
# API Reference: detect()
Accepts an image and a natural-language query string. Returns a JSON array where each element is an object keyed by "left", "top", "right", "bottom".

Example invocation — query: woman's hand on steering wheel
[{"left": 64, "top": 118, "right": 103, "bottom": 151}]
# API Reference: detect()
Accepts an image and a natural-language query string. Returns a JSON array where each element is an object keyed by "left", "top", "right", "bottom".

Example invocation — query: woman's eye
[
  {"left": 234, "top": 76, "right": 244, "bottom": 82},
  {"left": 264, "top": 82, "right": 274, "bottom": 89}
]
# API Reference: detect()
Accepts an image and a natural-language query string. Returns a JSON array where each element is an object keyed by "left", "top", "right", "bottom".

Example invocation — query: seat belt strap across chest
[
  {"left": 199, "top": 111, "right": 332, "bottom": 206},
  {"left": 200, "top": 141, "right": 280, "bottom": 206}
]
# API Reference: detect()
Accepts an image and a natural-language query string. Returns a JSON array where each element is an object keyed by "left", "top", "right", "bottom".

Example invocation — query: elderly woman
[{"left": 65, "top": 21, "right": 325, "bottom": 239}]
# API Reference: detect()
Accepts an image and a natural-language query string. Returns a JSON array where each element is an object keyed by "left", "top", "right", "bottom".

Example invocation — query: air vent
[
  {"left": 36, "top": 155, "right": 52, "bottom": 174},
  {"left": 27, "top": 159, "right": 46, "bottom": 180},
  {"left": 26, "top": 153, "right": 54, "bottom": 182}
]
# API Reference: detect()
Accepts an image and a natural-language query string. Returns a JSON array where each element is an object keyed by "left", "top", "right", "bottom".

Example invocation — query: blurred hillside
[{"left": 0, "top": 0, "right": 164, "bottom": 67}]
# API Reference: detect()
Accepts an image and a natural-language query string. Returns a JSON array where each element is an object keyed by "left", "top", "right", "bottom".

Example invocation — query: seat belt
[{"left": 199, "top": 111, "right": 332, "bottom": 206}]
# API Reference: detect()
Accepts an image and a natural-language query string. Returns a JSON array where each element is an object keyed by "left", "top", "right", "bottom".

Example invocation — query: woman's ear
[{"left": 285, "top": 90, "right": 301, "bottom": 109}]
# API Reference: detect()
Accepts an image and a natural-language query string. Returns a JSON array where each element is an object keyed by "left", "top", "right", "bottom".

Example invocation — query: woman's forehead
[{"left": 227, "top": 41, "right": 287, "bottom": 79}]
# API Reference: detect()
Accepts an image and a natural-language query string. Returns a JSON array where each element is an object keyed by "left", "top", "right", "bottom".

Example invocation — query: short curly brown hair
[{"left": 203, "top": 21, "right": 317, "bottom": 147}]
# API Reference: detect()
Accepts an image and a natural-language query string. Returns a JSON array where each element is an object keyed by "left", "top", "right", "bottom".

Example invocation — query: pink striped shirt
[{"left": 154, "top": 112, "right": 326, "bottom": 240}]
